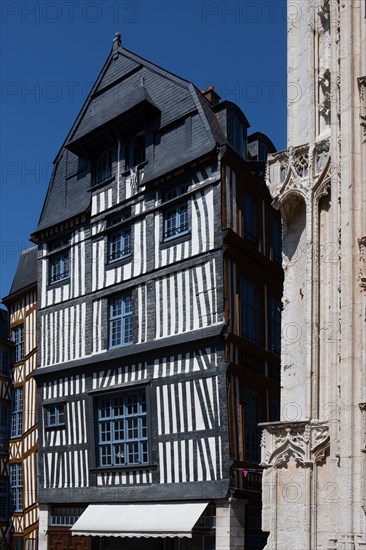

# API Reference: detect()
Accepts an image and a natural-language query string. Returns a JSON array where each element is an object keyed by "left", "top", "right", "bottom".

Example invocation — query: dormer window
[
  {"left": 227, "top": 111, "right": 244, "bottom": 156},
  {"left": 96, "top": 149, "right": 113, "bottom": 184},
  {"left": 129, "top": 133, "right": 145, "bottom": 168}
]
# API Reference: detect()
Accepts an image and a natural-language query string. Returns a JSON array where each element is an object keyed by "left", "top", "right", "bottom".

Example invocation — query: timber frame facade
[
  {"left": 31, "top": 34, "right": 283, "bottom": 550},
  {"left": 0, "top": 309, "right": 12, "bottom": 547},
  {"left": 3, "top": 247, "right": 39, "bottom": 549}
]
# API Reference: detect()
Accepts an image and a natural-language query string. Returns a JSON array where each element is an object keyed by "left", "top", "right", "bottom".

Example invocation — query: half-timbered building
[
  {"left": 3, "top": 246, "right": 39, "bottom": 549},
  {"left": 31, "top": 35, "right": 283, "bottom": 550},
  {"left": 0, "top": 308, "right": 12, "bottom": 547}
]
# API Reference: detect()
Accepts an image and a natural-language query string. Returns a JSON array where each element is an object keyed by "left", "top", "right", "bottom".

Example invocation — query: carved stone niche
[
  {"left": 358, "top": 76, "right": 366, "bottom": 142},
  {"left": 260, "top": 421, "right": 330, "bottom": 468},
  {"left": 358, "top": 237, "right": 366, "bottom": 292}
]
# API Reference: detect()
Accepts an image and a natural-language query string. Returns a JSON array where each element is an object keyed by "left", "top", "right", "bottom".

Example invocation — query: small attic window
[
  {"left": 129, "top": 133, "right": 145, "bottom": 168},
  {"left": 96, "top": 150, "right": 113, "bottom": 185},
  {"left": 227, "top": 111, "right": 244, "bottom": 157}
]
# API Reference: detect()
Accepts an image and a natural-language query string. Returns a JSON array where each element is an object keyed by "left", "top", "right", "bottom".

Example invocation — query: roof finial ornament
[{"left": 113, "top": 32, "right": 122, "bottom": 55}]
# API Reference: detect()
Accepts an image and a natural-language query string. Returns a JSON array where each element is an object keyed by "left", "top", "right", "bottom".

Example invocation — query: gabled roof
[
  {"left": 33, "top": 34, "right": 226, "bottom": 236},
  {"left": 3, "top": 246, "right": 37, "bottom": 302}
]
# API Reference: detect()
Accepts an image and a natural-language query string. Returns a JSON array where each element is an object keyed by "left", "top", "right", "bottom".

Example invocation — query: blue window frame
[
  {"left": 0, "top": 349, "right": 10, "bottom": 377},
  {"left": 243, "top": 191, "right": 257, "bottom": 244},
  {"left": 271, "top": 215, "right": 282, "bottom": 264},
  {"left": 12, "top": 325, "right": 24, "bottom": 363},
  {"left": 0, "top": 402, "right": 9, "bottom": 450},
  {"left": 243, "top": 389, "right": 262, "bottom": 463},
  {"left": 108, "top": 228, "right": 132, "bottom": 263},
  {"left": 164, "top": 204, "right": 189, "bottom": 240},
  {"left": 240, "top": 277, "right": 261, "bottom": 345},
  {"left": 97, "top": 390, "right": 148, "bottom": 467},
  {"left": 0, "top": 479, "right": 8, "bottom": 521},
  {"left": 96, "top": 149, "right": 113, "bottom": 184},
  {"left": 10, "top": 463, "right": 22, "bottom": 512},
  {"left": 269, "top": 297, "right": 281, "bottom": 356},
  {"left": 11, "top": 387, "right": 22, "bottom": 438},
  {"left": 109, "top": 294, "right": 133, "bottom": 348},
  {"left": 44, "top": 403, "right": 65, "bottom": 428},
  {"left": 49, "top": 251, "right": 69, "bottom": 284}
]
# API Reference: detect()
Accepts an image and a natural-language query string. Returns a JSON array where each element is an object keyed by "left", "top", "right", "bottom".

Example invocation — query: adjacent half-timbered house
[
  {"left": 3, "top": 247, "right": 39, "bottom": 549},
  {"left": 0, "top": 308, "right": 12, "bottom": 547},
  {"left": 31, "top": 35, "right": 282, "bottom": 550}
]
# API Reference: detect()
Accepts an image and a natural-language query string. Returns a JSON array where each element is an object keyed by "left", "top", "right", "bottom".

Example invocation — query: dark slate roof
[
  {"left": 6, "top": 247, "right": 37, "bottom": 298},
  {"left": 32, "top": 35, "right": 229, "bottom": 235}
]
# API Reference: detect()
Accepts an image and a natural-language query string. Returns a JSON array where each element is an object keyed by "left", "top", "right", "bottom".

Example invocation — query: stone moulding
[
  {"left": 260, "top": 420, "right": 330, "bottom": 468},
  {"left": 266, "top": 141, "right": 331, "bottom": 209}
]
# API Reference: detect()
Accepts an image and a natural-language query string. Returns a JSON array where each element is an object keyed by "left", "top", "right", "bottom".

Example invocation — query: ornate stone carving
[
  {"left": 358, "top": 76, "right": 366, "bottom": 142},
  {"left": 261, "top": 421, "right": 330, "bottom": 468},
  {"left": 358, "top": 237, "right": 366, "bottom": 292}
]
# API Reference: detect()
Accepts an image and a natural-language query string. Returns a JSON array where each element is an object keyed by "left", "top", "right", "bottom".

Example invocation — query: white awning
[{"left": 71, "top": 502, "right": 208, "bottom": 538}]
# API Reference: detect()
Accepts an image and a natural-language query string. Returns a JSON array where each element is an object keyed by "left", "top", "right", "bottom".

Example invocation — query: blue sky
[{"left": 0, "top": 0, "right": 287, "bottom": 299}]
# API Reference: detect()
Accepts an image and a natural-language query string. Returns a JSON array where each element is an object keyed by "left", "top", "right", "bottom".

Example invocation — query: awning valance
[{"left": 71, "top": 502, "right": 208, "bottom": 538}]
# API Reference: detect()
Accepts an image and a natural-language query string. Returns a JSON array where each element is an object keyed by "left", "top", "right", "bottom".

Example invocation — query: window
[
  {"left": 97, "top": 390, "right": 148, "bottom": 467},
  {"left": 243, "top": 191, "right": 257, "bottom": 244},
  {"left": 243, "top": 389, "right": 262, "bottom": 463},
  {"left": 271, "top": 215, "right": 282, "bottom": 264},
  {"left": 129, "top": 133, "right": 145, "bottom": 167},
  {"left": 0, "top": 480, "right": 8, "bottom": 521},
  {"left": 240, "top": 277, "right": 261, "bottom": 345},
  {"left": 96, "top": 150, "right": 113, "bottom": 184},
  {"left": 162, "top": 184, "right": 189, "bottom": 241},
  {"left": 12, "top": 325, "right": 24, "bottom": 363},
  {"left": 0, "top": 349, "right": 10, "bottom": 377},
  {"left": 164, "top": 204, "right": 189, "bottom": 240},
  {"left": 269, "top": 297, "right": 281, "bottom": 356},
  {"left": 10, "top": 463, "right": 22, "bottom": 512},
  {"left": 11, "top": 387, "right": 22, "bottom": 438},
  {"left": 44, "top": 403, "right": 65, "bottom": 428},
  {"left": 108, "top": 228, "right": 132, "bottom": 263},
  {"left": 0, "top": 403, "right": 9, "bottom": 450},
  {"left": 49, "top": 250, "right": 69, "bottom": 284},
  {"left": 227, "top": 111, "right": 244, "bottom": 156},
  {"left": 109, "top": 293, "right": 133, "bottom": 348},
  {"left": 50, "top": 506, "right": 85, "bottom": 526}
]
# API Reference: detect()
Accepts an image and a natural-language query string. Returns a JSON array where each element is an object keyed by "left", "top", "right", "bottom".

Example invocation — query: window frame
[
  {"left": 96, "top": 149, "right": 113, "bottom": 185},
  {"left": 161, "top": 183, "right": 190, "bottom": 242},
  {"left": 227, "top": 110, "right": 244, "bottom": 156},
  {"left": 11, "top": 387, "right": 23, "bottom": 438},
  {"left": 107, "top": 227, "right": 132, "bottom": 264},
  {"left": 9, "top": 463, "right": 22, "bottom": 513},
  {"left": 268, "top": 296, "right": 281, "bottom": 356},
  {"left": 0, "top": 401, "right": 9, "bottom": 450},
  {"left": 109, "top": 293, "right": 133, "bottom": 349},
  {"left": 239, "top": 276, "right": 261, "bottom": 346},
  {"left": 12, "top": 325, "right": 24, "bottom": 363},
  {"left": 0, "top": 479, "right": 8, "bottom": 521},
  {"left": 95, "top": 387, "right": 150, "bottom": 468},
  {"left": 44, "top": 402, "right": 66, "bottom": 429},
  {"left": 243, "top": 191, "right": 258, "bottom": 245},
  {"left": 49, "top": 249, "right": 70, "bottom": 285},
  {"left": 0, "top": 349, "right": 10, "bottom": 377},
  {"left": 163, "top": 203, "right": 189, "bottom": 241},
  {"left": 242, "top": 388, "right": 262, "bottom": 463},
  {"left": 271, "top": 214, "right": 282, "bottom": 264}
]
